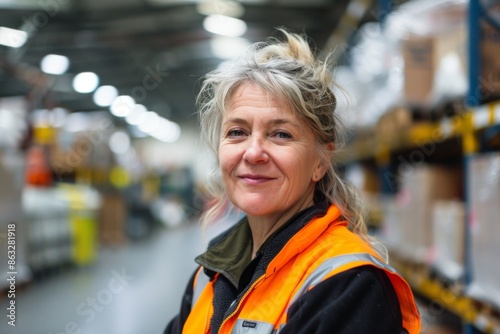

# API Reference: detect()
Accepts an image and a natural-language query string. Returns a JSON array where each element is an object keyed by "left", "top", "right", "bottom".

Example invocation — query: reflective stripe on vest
[
  {"left": 192, "top": 267, "right": 210, "bottom": 307},
  {"left": 287, "top": 252, "right": 396, "bottom": 309}
]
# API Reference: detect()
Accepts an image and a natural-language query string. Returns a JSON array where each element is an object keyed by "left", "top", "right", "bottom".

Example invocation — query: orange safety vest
[{"left": 183, "top": 205, "right": 421, "bottom": 334}]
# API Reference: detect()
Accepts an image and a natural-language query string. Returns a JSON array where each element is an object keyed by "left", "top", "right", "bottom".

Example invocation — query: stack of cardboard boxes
[{"left": 382, "top": 165, "right": 463, "bottom": 265}]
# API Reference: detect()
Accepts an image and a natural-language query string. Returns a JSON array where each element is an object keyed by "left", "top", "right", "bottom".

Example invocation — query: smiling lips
[{"left": 239, "top": 174, "right": 275, "bottom": 184}]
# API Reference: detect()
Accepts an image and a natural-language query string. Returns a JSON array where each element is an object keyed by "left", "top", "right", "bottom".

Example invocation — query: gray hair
[{"left": 197, "top": 29, "right": 384, "bottom": 257}]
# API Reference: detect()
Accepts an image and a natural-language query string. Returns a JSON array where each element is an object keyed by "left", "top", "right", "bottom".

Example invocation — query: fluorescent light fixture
[
  {"left": 203, "top": 15, "right": 247, "bottom": 37},
  {"left": 93, "top": 85, "right": 118, "bottom": 107},
  {"left": 137, "top": 111, "right": 160, "bottom": 133},
  {"left": 211, "top": 37, "right": 250, "bottom": 59},
  {"left": 0, "top": 26, "right": 28, "bottom": 48},
  {"left": 197, "top": 0, "right": 244, "bottom": 18},
  {"left": 40, "top": 54, "right": 70, "bottom": 75},
  {"left": 150, "top": 118, "right": 181, "bottom": 143},
  {"left": 73, "top": 72, "right": 99, "bottom": 93},
  {"left": 110, "top": 95, "right": 135, "bottom": 117},
  {"left": 125, "top": 104, "right": 147, "bottom": 125}
]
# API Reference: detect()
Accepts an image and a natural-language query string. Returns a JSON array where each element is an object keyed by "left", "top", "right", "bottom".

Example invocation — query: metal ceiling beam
[{"left": 319, "top": 0, "right": 375, "bottom": 60}]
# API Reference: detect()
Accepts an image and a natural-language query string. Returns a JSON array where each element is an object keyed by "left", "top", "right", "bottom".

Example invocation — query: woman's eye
[
  {"left": 227, "top": 129, "right": 245, "bottom": 137},
  {"left": 274, "top": 131, "right": 292, "bottom": 139}
]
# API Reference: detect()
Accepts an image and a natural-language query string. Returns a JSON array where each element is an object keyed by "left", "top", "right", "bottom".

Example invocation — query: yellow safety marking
[
  {"left": 462, "top": 113, "right": 479, "bottom": 154},
  {"left": 489, "top": 103, "right": 496, "bottom": 125}
]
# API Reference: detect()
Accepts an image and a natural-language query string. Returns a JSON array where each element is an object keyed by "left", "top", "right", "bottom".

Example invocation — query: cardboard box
[
  {"left": 376, "top": 106, "right": 412, "bottom": 144},
  {"left": 403, "top": 36, "right": 435, "bottom": 106},
  {"left": 403, "top": 26, "right": 467, "bottom": 108},
  {"left": 479, "top": 20, "right": 500, "bottom": 103},
  {"left": 98, "top": 193, "right": 127, "bottom": 245},
  {"left": 403, "top": 15, "right": 500, "bottom": 107}
]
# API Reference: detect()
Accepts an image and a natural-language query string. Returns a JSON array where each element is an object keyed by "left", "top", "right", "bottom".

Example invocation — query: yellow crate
[{"left": 70, "top": 211, "right": 97, "bottom": 265}]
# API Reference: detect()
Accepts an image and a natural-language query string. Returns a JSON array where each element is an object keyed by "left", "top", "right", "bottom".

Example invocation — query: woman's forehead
[{"left": 226, "top": 83, "right": 296, "bottom": 115}]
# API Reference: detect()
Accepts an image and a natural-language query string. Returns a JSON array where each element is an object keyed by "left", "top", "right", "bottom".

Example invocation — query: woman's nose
[{"left": 243, "top": 136, "right": 269, "bottom": 164}]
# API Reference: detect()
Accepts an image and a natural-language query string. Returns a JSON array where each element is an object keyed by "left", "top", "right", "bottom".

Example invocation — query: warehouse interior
[{"left": 1, "top": 0, "right": 500, "bottom": 333}]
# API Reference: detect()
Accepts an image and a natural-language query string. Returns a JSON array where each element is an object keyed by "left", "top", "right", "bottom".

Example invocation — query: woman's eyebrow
[
  {"left": 223, "top": 117, "right": 248, "bottom": 126},
  {"left": 267, "top": 118, "right": 301, "bottom": 130}
]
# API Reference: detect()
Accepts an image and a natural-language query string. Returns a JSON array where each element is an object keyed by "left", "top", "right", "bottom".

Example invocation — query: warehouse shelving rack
[
  {"left": 337, "top": 98, "right": 500, "bottom": 334},
  {"left": 335, "top": 0, "right": 500, "bottom": 333}
]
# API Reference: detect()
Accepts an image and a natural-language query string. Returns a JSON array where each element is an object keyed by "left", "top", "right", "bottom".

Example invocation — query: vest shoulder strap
[
  {"left": 288, "top": 252, "right": 397, "bottom": 309},
  {"left": 192, "top": 267, "right": 210, "bottom": 307},
  {"left": 284, "top": 252, "right": 420, "bottom": 334}
]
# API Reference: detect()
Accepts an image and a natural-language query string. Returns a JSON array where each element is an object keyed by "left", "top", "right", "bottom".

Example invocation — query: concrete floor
[{"left": 1, "top": 220, "right": 462, "bottom": 334}]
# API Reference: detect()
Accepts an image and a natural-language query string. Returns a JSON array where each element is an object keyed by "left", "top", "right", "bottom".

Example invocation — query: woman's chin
[{"left": 234, "top": 201, "right": 278, "bottom": 218}]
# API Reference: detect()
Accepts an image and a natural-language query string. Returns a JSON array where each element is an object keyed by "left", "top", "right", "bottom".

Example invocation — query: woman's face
[{"left": 219, "top": 83, "right": 326, "bottom": 219}]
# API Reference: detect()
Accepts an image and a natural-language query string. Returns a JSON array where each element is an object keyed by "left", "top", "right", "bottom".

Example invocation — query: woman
[{"left": 165, "top": 29, "right": 421, "bottom": 334}]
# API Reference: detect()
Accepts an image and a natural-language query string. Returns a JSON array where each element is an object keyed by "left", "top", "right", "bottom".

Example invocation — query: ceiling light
[
  {"left": 203, "top": 15, "right": 247, "bottom": 37},
  {"left": 110, "top": 95, "right": 135, "bottom": 117},
  {"left": 125, "top": 104, "right": 147, "bottom": 125},
  {"left": 211, "top": 37, "right": 250, "bottom": 59},
  {"left": 197, "top": 0, "right": 244, "bottom": 18},
  {"left": 73, "top": 72, "right": 99, "bottom": 93},
  {"left": 137, "top": 111, "right": 160, "bottom": 133},
  {"left": 40, "top": 54, "right": 70, "bottom": 75},
  {"left": 0, "top": 26, "right": 28, "bottom": 48},
  {"left": 150, "top": 119, "right": 181, "bottom": 143},
  {"left": 93, "top": 85, "right": 118, "bottom": 107}
]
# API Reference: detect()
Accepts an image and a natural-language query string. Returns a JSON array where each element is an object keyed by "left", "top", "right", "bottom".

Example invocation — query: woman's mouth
[{"left": 239, "top": 174, "right": 274, "bottom": 184}]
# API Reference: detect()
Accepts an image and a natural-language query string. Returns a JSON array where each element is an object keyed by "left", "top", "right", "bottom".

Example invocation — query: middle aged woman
[{"left": 164, "top": 29, "right": 421, "bottom": 334}]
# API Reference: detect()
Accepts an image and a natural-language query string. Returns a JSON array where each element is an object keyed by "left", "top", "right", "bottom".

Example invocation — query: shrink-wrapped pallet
[
  {"left": 467, "top": 153, "right": 500, "bottom": 310},
  {"left": 382, "top": 165, "right": 462, "bottom": 263},
  {"left": 381, "top": 196, "right": 406, "bottom": 256},
  {"left": 431, "top": 200, "right": 465, "bottom": 281}
]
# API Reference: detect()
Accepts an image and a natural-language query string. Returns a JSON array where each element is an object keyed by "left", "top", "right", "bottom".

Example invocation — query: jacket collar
[
  {"left": 195, "top": 201, "right": 333, "bottom": 288},
  {"left": 195, "top": 217, "right": 253, "bottom": 287}
]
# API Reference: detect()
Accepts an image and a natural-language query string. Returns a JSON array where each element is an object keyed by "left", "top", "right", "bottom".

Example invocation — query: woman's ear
[{"left": 312, "top": 142, "right": 334, "bottom": 182}]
